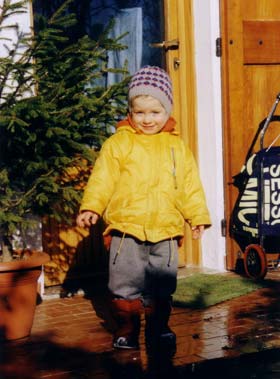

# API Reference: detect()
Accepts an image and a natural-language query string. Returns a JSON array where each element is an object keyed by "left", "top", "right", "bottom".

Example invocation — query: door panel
[
  {"left": 221, "top": 0, "right": 280, "bottom": 270},
  {"left": 243, "top": 21, "right": 280, "bottom": 64}
]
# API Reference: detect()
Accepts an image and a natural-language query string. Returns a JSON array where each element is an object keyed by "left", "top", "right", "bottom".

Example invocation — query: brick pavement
[{"left": 1, "top": 268, "right": 280, "bottom": 378}]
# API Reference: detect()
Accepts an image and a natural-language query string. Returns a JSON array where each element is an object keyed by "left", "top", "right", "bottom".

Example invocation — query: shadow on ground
[
  {"left": 0, "top": 333, "right": 183, "bottom": 379},
  {"left": 1, "top": 333, "right": 280, "bottom": 379}
]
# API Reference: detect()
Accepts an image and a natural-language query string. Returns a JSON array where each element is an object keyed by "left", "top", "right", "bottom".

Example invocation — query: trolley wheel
[{"left": 244, "top": 244, "right": 267, "bottom": 279}]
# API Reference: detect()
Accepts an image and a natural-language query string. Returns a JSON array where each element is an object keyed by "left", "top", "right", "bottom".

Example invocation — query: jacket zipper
[{"left": 171, "top": 147, "right": 178, "bottom": 189}]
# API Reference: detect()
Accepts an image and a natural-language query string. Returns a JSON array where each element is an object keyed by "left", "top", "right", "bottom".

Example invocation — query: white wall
[
  {"left": 193, "top": 0, "right": 226, "bottom": 271},
  {"left": 0, "top": 0, "right": 33, "bottom": 100},
  {"left": 0, "top": 0, "right": 32, "bottom": 52}
]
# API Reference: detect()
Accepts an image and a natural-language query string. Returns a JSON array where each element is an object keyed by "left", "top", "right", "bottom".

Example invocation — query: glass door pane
[
  {"left": 34, "top": 0, "right": 165, "bottom": 75},
  {"left": 90, "top": 0, "right": 165, "bottom": 73}
]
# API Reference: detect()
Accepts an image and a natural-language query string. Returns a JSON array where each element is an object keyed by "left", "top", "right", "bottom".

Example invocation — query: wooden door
[
  {"left": 220, "top": 0, "right": 280, "bottom": 270},
  {"left": 164, "top": 0, "right": 200, "bottom": 267},
  {"left": 42, "top": 0, "right": 199, "bottom": 286}
]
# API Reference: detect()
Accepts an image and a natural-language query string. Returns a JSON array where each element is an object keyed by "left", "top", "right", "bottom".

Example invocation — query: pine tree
[{"left": 0, "top": 0, "right": 129, "bottom": 260}]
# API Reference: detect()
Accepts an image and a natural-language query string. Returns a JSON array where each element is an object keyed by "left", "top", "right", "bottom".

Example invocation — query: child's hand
[
  {"left": 191, "top": 225, "right": 205, "bottom": 239},
  {"left": 76, "top": 211, "right": 99, "bottom": 228}
]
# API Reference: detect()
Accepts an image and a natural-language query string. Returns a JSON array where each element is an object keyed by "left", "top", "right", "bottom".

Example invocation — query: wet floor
[{"left": 1, "top": 267, "right": 280, "bottom": 378}]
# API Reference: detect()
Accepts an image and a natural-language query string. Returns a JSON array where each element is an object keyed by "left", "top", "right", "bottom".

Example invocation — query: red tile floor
[{"left": 1, "top": 267, "right": 280, "bottom": 379}]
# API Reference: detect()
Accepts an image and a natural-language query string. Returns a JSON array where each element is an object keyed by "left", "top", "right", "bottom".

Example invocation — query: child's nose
[{"left": 143, "top": 113, "right": 153, "bottom": 123}]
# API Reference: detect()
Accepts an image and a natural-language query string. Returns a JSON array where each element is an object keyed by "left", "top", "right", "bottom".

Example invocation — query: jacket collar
[{"left": 116, "top": 114, "right": 178, "bottom": 135}]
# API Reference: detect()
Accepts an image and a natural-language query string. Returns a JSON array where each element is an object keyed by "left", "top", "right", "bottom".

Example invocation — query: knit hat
[{"left": 128, "top": 66, "right": 173, "bottom": 114}]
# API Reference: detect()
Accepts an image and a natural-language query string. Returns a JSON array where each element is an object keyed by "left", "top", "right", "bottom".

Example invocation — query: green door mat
[{"left": 173, "top": 273, "right": 269, "bottom": 309}]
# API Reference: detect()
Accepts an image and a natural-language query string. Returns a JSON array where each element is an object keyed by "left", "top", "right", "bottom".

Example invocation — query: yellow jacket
[{"left": 80, "top": 119, "right": 211, "bottom": 242}]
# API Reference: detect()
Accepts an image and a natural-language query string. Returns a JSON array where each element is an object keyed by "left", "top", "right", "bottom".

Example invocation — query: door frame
[
  {"left": 164, "top": 0, "right": 201, "bottom": 267},
  {"left": 165, "top": 0, "right": 226, "bottom": 270}
]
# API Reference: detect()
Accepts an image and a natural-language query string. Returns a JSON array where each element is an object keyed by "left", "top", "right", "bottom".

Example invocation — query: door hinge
[
  {"left": 221, "top": 218, "right": 227, "bottom": 237},
  {"left": 216, "top": 37, "right": 222, "bottom": 57}
]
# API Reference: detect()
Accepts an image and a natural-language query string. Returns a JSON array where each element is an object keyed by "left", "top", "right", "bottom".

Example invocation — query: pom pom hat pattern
[{"left": 128, "top": 66, "right": 173, "bottom": 115}]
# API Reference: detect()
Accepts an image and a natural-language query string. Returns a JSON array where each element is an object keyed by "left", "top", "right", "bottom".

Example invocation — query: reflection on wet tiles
[{"left": 0, "top": 268, "right": 280, "bottom": 378}]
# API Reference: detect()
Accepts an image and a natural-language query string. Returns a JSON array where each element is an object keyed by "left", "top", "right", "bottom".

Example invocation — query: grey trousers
[{"left": 108, "top": 233, "right": 179, "bottom": 304}]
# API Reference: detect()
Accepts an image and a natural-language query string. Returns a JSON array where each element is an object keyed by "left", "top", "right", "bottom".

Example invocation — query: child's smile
[{"left": 131, "top": 95, "right": 169, "bottom": 135}]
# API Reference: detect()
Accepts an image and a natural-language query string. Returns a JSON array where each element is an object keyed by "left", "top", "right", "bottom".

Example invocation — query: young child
[{"left": 76, "top": 66, "right": 211, "bottom": 352}]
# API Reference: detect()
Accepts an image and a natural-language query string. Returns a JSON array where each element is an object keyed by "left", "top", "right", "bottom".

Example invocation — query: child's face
[{"left": 130, "top": 95, "right": 169, "bottom": 135}]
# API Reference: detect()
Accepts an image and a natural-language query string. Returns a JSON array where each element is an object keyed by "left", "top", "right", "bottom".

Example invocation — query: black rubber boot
[
  {"left": 145, "top": 298, "right": 176, "bottom": 355},
  {"left": 111, "top": 298, "right": 142, "bottom": 350}
]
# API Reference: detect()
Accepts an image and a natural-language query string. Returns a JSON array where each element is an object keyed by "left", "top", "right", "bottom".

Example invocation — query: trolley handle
[
  {"left": 260, "top": 92, "right": 280, "bottom": 149},
  {"left": 245, "top": 93, "right": 280, "bottom": 162}
]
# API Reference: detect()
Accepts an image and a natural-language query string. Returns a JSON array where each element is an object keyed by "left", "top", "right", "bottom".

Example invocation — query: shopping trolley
[{"left": 230, "top": 93, "right": 280, "bottom": 279}]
